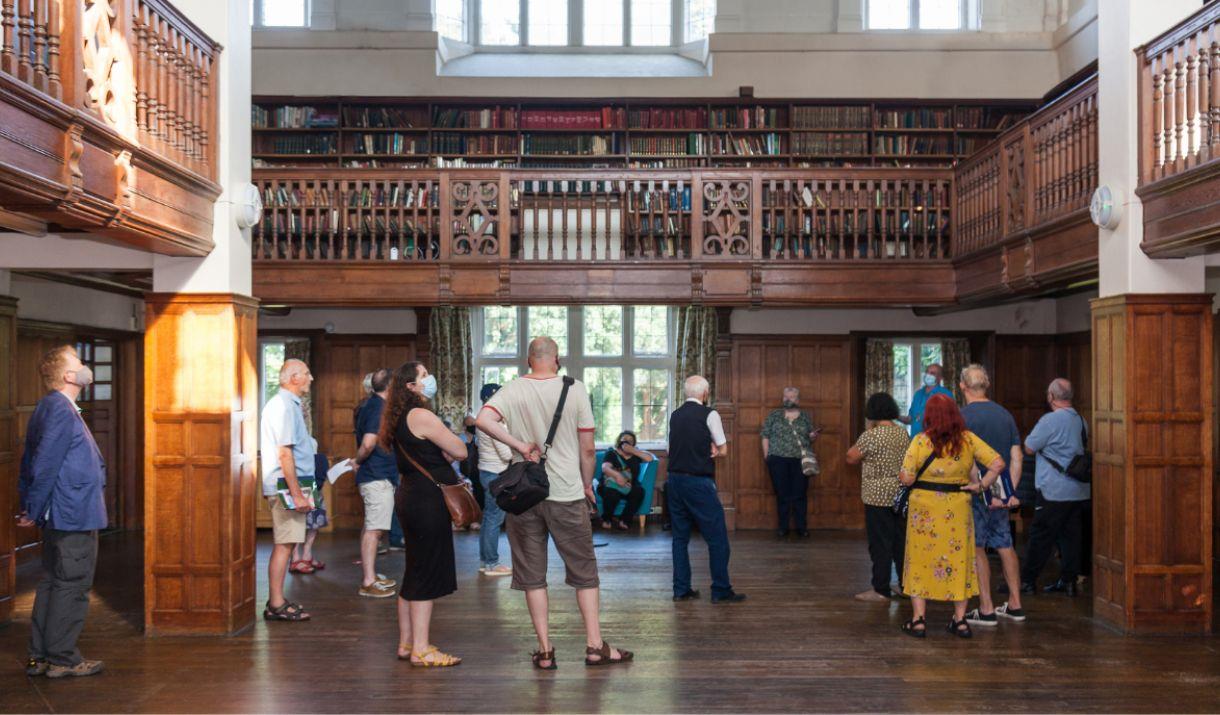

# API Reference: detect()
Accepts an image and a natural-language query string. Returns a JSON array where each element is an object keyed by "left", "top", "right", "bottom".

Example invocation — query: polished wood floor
[{"left": 1, "top": 527, "right": 1219, "bottom": 713}]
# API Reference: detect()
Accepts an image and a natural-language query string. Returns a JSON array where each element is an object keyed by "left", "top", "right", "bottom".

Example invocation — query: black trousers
[
  {"left": 766, "top": 456, "right": 808, "bottom": 531},
  {"left": 601, "top": 483, "right": 645, "bottom": 521},
  {"left": 1021, "top": 494, "right": 1088, "bottom": 584},
  {"left": 864, "top": 505, "right": 905, "bottom": 596},
  {"left": 29, "top": 529, "right": 98, "bottom": 666}
]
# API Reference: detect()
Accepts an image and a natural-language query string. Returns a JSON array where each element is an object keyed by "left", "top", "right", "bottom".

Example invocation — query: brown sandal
[
  {"left": 585, "top": 641, "right": 633, "bottom": 666},
  {"left": 531, "top": 648, "right": 557, "bottom": 671}
]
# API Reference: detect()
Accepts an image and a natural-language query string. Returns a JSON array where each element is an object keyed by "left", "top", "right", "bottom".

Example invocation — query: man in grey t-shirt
[{"left": 1020, "top": 377, "right": 1089, "bottom": 596}]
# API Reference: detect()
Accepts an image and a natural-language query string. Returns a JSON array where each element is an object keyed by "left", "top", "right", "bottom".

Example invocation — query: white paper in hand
[{"left": 327, "top": 458, "right": 355, "bottom": 484}]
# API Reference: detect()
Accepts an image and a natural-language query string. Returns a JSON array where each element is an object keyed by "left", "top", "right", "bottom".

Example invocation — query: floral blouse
[
  {"left": 852, "top": 423, "right": 910, "bottom": 507},
  {"left": 761, "top": 409, "right": 815, "bottom": 459}
]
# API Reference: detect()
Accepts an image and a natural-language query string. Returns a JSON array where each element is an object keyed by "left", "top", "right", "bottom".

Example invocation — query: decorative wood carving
[
  {"left": 114, "top": 148, "right": 133, "bottom": 217},
  {"left": 1004, "top": 137, "right": 1026, "bottom": 231},
  {"left": 450, "top": 180, "right": 500, "bottom": 258},
  {"left": 81, "top": 0, "right": 133, "bottom": 137},
  {"left": 701, "top": 180, "right": 751, "bottom": 257},
  {"left": 63, "top": 122, "right": 84, "bottom": 202}
]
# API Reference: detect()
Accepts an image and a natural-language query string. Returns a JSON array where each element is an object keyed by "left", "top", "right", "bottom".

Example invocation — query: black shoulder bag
[
  {"left": 892, "top": 451, "right": 937, "bottom": 518},
  {"left": 488, "top": 376, "right": 575, "bottom": 515},
  {"left": 1041, "top": 413, "right": 1092, "bottom": 483}
]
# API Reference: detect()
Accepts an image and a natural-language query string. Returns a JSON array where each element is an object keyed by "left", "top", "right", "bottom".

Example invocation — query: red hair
[{"left": 922, "top": 393, "right": 967, "bottom": 458}]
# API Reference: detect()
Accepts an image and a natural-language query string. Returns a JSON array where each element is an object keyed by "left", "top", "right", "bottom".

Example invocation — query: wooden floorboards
[{"left": 1, "top": 528, "right": 1219, "bottom": 713}]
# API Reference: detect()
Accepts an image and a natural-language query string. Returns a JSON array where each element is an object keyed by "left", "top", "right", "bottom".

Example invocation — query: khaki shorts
[
  {"left": 359, "top": 479, "right": 396, "bottom": 532},
  {"left": 268, "top": 497, "right": 307, "bottom": 545},
  {"left": 507, "top": 499, "right": 599, "bottom": 591}
]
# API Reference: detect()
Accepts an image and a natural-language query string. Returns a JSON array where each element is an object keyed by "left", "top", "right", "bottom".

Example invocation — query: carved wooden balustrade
[
  {"left": 1137, "top": 1, "right": 1220, "bottom": 255},
  {"left": 0, "top": 0, "right": 221, "bottom": 254},
  {"left": 952, "top": 75, "right": 1098, "bottom": 302},
  {"left": 251, "top": 168, "right": 957, "bottom": 306}
]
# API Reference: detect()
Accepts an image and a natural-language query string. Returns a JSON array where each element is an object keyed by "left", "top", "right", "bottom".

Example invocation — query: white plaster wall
[
  {"left": 1054, "top": 0, "right": 1097, "bottom": 80},
  {"left": 730, "top": 293, "right": 1095, "bottom": 335},
  {"left": 260, "top": 308, "right": 418, "bottom": 334},
  {"left": 11, "top": 276, "right": 144, "bottom": 333}
]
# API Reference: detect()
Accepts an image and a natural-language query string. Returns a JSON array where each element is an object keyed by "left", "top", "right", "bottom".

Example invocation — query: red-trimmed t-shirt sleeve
[{"left": 575, "top": 382, "right": 595, "bottom": 432}]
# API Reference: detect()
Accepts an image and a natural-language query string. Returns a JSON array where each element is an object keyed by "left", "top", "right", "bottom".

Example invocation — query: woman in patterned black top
[
  {"left": 846, "top": 392, "right": 911, "bottom": 602},
  {"left": 760, "top": 387, "right": 821, "bottom": 538}
]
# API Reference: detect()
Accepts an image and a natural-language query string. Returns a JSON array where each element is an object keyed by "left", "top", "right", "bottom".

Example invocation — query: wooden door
[
  {"left": 994, "top": 332, "right": 1092, "bottom": 437},
  {"left": 729, "top": 336, "right": 857, "bottom": 530},
  {"left": 315, "top": 336, "right": 417, "bottom": 529}
]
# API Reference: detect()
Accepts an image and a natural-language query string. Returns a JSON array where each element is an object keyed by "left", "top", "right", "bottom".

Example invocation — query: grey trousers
[{"left": 29, "top": 529, "right": 98, "bottom": 666}]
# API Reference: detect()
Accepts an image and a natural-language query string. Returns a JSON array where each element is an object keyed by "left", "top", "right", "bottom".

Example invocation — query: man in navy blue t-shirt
[
  {"left": 352, "top": 368, "right": 399, "bottom": 598},
  {"left": 958, "top": 364, "right": 1026, "bottom": 627}
]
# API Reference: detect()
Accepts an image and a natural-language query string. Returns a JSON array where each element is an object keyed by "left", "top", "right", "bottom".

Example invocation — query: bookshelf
[{"left": 251, "top": 97, "right": 1036, "bottom": 170}]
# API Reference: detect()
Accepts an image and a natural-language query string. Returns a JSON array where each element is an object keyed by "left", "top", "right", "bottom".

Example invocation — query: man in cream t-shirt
[{"left": 477, "top": 336, "right": 634, "bottom": 669}]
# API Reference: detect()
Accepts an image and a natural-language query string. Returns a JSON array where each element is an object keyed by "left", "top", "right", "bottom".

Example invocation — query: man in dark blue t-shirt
[
  {"left": 958, "top": 364, "right": 1027, "bottom": 627},
  {"left": 352, "top": 368, "right": 399, "bottom": 599}
]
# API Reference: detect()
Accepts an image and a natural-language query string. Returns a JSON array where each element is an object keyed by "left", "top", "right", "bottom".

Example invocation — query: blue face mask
[
  {"left": 922, "top": 373, "right": 938, "bottom": 388},
  {"left": 419, "top": 374, "right": 438, "bottom": 400}
]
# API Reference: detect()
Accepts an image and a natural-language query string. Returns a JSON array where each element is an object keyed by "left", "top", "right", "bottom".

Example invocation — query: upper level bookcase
[{"left": 251, "top": 96, "right": 1037, "bottom": 170}]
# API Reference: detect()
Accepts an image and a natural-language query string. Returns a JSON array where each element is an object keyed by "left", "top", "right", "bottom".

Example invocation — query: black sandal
[
  {"left": 585, "top": 641, "right": 633, "bottom": 666},
  {"left": 901, "top": 617, "right": 927, "bottom": 638},
  {"left": 531, "top": 649, "right": 557, "bottom": 671},
  {"left": 263, "top": 601, "right": 311, "bottom": 621},
  {"left": 948, "top": 618, "right": 973, "bottom": 639}
]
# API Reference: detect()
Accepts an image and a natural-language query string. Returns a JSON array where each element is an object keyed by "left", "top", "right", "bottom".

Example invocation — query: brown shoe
[
  {"left": 358, "top": 582, "right": 396, "bottom": 598},
  {"left": 46, "top": 660, "right": 104, "bottom": 679}
]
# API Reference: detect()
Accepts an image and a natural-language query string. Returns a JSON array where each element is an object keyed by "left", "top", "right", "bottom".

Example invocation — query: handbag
[
  {"left": 892, "top": 451, "right": 938, "bottom": 517},
  {"left": 489, "top": 376, "right": 574, "bottom": 515},
  {"left": 394, "top": 441, "right": 483, "bottom": 529},
  {"left": 787, "top": 418, "right": 820, "bottom": 477},
  {"left": 1040, "top": 413, "right": 1092, "bottom": 483},
  {"left": 603, "top": 452, "right": 633, "bottom": 495}
]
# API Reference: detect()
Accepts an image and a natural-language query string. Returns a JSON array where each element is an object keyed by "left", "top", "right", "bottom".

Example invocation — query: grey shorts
[{"left": 507, "top": 499, "right": 600, "bottom": 591}]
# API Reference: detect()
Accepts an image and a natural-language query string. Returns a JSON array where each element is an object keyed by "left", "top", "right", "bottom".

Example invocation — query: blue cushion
[{"left": 593, "top": 448, "right": 659, "bottom": 518}]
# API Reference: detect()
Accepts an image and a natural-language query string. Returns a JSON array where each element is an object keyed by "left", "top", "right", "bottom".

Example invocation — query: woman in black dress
[{"left": 377, "top": 361, "right": 468, "bottom": 667}]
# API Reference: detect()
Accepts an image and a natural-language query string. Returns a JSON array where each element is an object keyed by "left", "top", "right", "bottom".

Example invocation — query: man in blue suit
[{"left": 17, "top": 345, "right": 107, "bottom": 679}]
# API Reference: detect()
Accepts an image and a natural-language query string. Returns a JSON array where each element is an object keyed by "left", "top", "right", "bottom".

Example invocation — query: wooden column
[
  {"left": 0, "top": 295, "right": 17, "bottom": 624},
  {"left": 712, "top": 307, "right": 735, "bottom": 531},
  {"left": 144, "top": 293, "right": 258, "bottom": 636},
  {"left": 1092, "top": 294, "right": 1213, "bottom": 634}
]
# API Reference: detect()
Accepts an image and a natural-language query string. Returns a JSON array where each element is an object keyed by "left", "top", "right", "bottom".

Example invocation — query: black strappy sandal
[
  {"left": 901, "top": 616, "right": 927, "bottom": 638},
  {"left": 947, "top": 618, "right": 973, "bottom": 639},
  {"left": 531, "top": 649, "right": 557, "bottom": 671},
  {"left": 263, "top": 601, "right": 311, "bottom": 621}
]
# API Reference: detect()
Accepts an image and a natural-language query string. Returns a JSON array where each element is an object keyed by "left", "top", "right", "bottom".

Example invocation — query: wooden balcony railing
[
  {"left": 1139, "top": 1, "right": 1220, "bottom": 185},
  {"left": 953, "top": 75, "right": 1098, "bottom": 256},
  {"left": 252, "top": 168, "right": 954, "bottom": 264}
]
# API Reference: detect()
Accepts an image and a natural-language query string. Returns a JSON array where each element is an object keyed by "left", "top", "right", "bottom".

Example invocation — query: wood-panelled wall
[
  {"left": 145, "top": 294, "right": 259, "bottom": 636},
  {"left": 726, "top": 336, "right": 858, "bottom": 530},
  {"left": 313, "top": 336, "right": 418, "bottom": 530},
  {"left": 993, "top": 332, "right": 1092, "bottom": 436},
  {"left": 1093, "top": 295, "right": 1213, "bottom": 634},
  {"left": 0, "top": 297, "right": 17, "bottom": 624}
]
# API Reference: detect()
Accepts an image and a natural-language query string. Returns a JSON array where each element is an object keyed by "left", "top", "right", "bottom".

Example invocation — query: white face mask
[
  {"left": 419, "top": 374, "right": 438, "bottom": 400},
  {"left": 69, "top": 366, "right": 94, "bottom": 387},
  {"left": 922, "top": 373, "right": 938, "bottom": 388}
]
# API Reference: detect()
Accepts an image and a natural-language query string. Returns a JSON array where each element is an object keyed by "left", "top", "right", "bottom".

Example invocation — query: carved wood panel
[
  {"left": 701, "top": 179, "right": 752, "bottom": 258},
  {"left": 450, "top": 179, "right": 501, "bottom": 258}
]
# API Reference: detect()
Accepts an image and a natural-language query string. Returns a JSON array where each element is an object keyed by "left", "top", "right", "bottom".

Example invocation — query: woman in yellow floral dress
[{"left": 900, "top": 393, "right": 1004, "bottom": 639}]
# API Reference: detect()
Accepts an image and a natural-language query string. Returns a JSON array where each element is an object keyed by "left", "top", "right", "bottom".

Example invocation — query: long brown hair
[
  {"left": 377, "top": 361, "right": 428, "bottom": 451},
  {"left": 923, "top": 393, "right": 967, "bottom": 458}
]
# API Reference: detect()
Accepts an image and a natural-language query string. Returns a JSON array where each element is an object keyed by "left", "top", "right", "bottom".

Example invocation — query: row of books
[
  {"left": 792, "top": 132, "right": 869, "bottom": 156},
  {"left": 760, "top": 213, "right": 950, "bottom": 235},
  {"left": 709, "top": 106, "right": 783, "bottom": 129},
  {"left": 628, "top": 108, "right": 708, "bottom": 129},
  {"left": 956, "top": 107, "right": 1021, "bottom": 130},
  {"left": 433, "top": 107, "right": 519, "bottom": 129},
  {"left": 630, "top": 158, "right": 702, "bottom": 168},
  {"left": 432, "top": 133, "right": 517, "bottom": 155},
  {"left": 874, "top": 136, "right": 954, "bottom": 155},
  {"left": 520, "top": 108, "right": 626, "bottom": 129},
  {"left": 792, "top": 106, "right": 872, "bottom": 129},
  {"left": 628, "top": 135, "right": 704, "bottom": 156},
  {"left": 350, "top": 133, "right": 429, "bottom": 155},
  {"left": 432, "top": 157, "right": 518, "bottom": 168},
  {"left": 256, "top": 135, "right": 338, "bottom": 155},
  {"left": 343, "top": 159, "right": 429, "bottom": 168},
  {"left": 520, "top": 135, "right": 621, "bottom": 155},
  {"left": 877, "top": 108, "right": 954, "bottom": 129},
  {"left": 259, "top": 213, "right": 444, "bottom": 237},
  {"left": 707, "top": 133, "right": 784, "bottom": 156},
  {"left": 631, "top": 187, "right": 693, "bottom": 212},
  {"left": 629, "top": 216, "right": 687, "bottom": 237},
  {"left": 343, "top": 107, "right": 428, "bottom": 128},
  {"left": 253, "top": 105, "right": 339, "bottom": 129}
]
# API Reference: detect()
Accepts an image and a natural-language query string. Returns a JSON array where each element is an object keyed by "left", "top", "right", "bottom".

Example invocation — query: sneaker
[
  {"left": 711, "top": 591, "right": 747, "bottom": 604},
  {"left": 995, "top": 602, "right": 1027, "bottom": 622},
  {"left": 377, "top": 546, "right": 389, "bottom": 555},
  {"left": 374, "top": 576, "right": 398, "bottom": 589},
  {"left": 25, "top": 658, "right": 48, "bottom": 676},
  {"left": 358, "top": 582, "right": 397, "bottom": 598},
  {"left": 482, "top": 565, "right": 512, "bottom": 577},
  {"left": 964, "top": 608, "right": 998, "bottom": 627},
  {"left": 46, "top": 660, "right": 104, "bottom": 679},
  {"left": 387, "top": 543, "right": 406, "bottom": 552}
]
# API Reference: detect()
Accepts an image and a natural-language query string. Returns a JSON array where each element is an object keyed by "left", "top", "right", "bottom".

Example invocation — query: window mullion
[
  {"left": 912, "top": 0, "right": 919, "bottom": 30},
  {"left": 521, "top": 0, "right": 529, "bottom": 46},
  {"left": 624, "top": 0, "right": 631, "bottom": 46},
  {"left": 671, "top": 0, "right": 682, "bottom": 46},
  {"left": 572, "top": 0, "right": 583, "bottom": 45}
]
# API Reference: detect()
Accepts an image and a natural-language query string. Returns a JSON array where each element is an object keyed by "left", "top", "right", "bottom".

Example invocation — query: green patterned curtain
[
  {"left": 429, "top": 306, "right": 473, "bottom": 426},
  {"left": 674, "top": 306, "right": 719, "bottom": 403},
  {"left": 285, "top": 338, "right": 313, "bottom": 433},
  {"left": 864, "top": 339, "right": 894, "bottom": 402},
  {"left": 941, "top": 337, "right": 971, "bottom": 404}
]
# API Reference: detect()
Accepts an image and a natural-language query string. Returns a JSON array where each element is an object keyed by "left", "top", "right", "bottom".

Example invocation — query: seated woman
[{"left": 599, "top": 430, "right": 654, "bottom": 531}]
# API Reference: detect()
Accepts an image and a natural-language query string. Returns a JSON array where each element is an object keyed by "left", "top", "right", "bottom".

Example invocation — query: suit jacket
[{"left": 18, "top": 391, "right": 108, "bottom": 531}]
